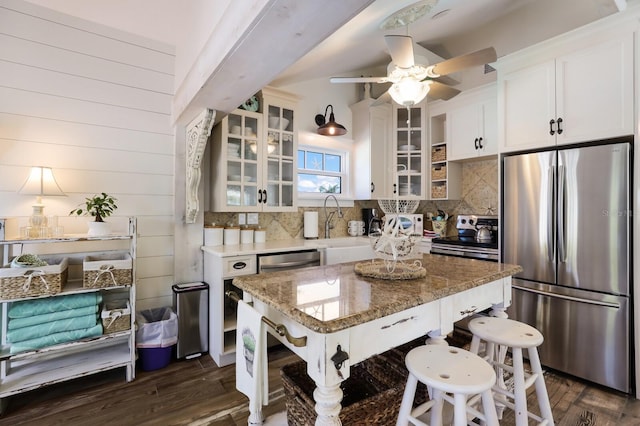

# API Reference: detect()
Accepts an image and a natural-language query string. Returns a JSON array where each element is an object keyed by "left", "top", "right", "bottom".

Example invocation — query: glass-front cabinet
[
  {"left": 210, "top": 87, "right": 298, "bottom": 212},
  {"left": 392, "top": 102, "right": 426, "bottom": 198}
]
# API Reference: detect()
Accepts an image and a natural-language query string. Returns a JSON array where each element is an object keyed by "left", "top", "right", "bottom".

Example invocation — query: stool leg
[
  {"left": 453, "top": 393, "right": 468, "bottom": 426},
  {"left": 491, "top": 342, "right": 508, "bottom": 419},
  {"left": 480, "top": 389, "right": 500, "bottom": 426},
  {"left": 430, "top": 388, "right": 445, "bottom": 426},
  {"left": 397, "top": 374, "right": 418, "bottom": 426},
  {"left": 528, "top": 347, "right": 554, "bottom": 425},
  {"left": 511, "top": 347, "right": 528, "bottom": 426},
  {"left": 470, "top": 335, "right": 482, "bottom": 355}
]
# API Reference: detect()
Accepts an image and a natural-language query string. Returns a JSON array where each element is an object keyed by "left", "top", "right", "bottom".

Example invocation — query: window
[{"left": 297, "top": 147, "right": 347, "bottom": 196}]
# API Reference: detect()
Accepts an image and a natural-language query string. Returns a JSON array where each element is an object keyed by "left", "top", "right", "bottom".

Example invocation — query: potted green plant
[{"left": 69, "top": 192, "right": 118, "bottom": 236}]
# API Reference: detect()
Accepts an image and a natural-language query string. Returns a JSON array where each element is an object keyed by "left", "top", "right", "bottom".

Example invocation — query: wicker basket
[
  {"left": 281, "top": 357, "right": 405, "bottom": 425},
  {"left": 431, "top": 145, "right": 446, "bottom": 162},
  {"left": 101, "top": 300, "right": 131, "bottom": 334},
  {"left": 83, "top": 253, "right": 132, "bottom": 288},
  {"left": 431, "top": 164, "right": 447, "bottom": 181},
  {"left": 431, "top": 184, "right": 447, "bottom": 199},
  {"left": 0, "top": 257, "right": 68, "bottom": 300}
]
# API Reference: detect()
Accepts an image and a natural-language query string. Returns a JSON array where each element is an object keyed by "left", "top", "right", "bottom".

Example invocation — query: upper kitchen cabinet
[
  {"left": 350, "top": 98, "right": 392, "bottom": 199},
  {"left": 447, "top": 84, "right": 497, "bottom": 160},
  {"left": 392, "top": 102, "right": 427, "bottom": 199},
  {"left": 210, "top": 88, "right": 298, "bottom": 212},
  {"left": 498, "top": 28, "right": 634, "bottom": 153}
]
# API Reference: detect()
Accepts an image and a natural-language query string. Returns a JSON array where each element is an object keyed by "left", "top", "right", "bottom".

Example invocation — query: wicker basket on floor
[
  {"left": 83, "top": 253, "right": 132, "bottom": 288},
  {"left": 0, "top": 257, "right": 68, "bottom": 300},
  {"left": 281, "top": 356, "right": 404, "bottom": 425}
]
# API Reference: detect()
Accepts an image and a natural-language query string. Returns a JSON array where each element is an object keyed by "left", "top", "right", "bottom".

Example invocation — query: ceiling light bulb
[{"left": 389, "top": 79, "right": 430, "bottom": 107}]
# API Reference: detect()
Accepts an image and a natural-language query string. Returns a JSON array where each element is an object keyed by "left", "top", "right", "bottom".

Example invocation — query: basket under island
[{"left": 231, "top": 253, "right": 523, "bottom": 425}]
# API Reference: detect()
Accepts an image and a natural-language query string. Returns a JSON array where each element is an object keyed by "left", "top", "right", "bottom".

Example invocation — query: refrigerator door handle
[
  {"left": 547, "top": 166, "right": 555, "bottom": 262},
  {"left": 513, "top": 284, "right": 620, "bottom": 309},
  {"left": 557, "top": 164, "right": 566, "bottom": 262}
]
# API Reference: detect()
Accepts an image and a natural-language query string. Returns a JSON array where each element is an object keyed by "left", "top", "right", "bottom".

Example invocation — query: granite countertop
[{"left": 232, "top": 254, "right": 523, "bottom": 334}]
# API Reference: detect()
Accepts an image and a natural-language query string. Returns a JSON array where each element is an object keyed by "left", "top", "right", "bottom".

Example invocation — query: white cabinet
[
  {"left": 392, "top": 102, "right": 427, "bottom": 198},
  {"left": 211, "top": 87, "right": 298, "bottom": 212},
  {"left": 0, "top": 217, "right": 136, "bottom": 407},
  {"left": 448, "top": 85, "right": 497, "bottom": 160},
  {"left": 204, "top": 252, "right": 257, "bottom": 367},
  {"left": 499, "top": 31, "right": 633, "bottom": 152},
  {"left": 350, "top": 98, "right": 392, "bottom": 199}
]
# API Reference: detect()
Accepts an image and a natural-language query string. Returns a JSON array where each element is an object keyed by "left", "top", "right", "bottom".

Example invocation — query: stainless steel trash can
[{"left": 172, "top": 282, "right": 209, "bottom": 359}]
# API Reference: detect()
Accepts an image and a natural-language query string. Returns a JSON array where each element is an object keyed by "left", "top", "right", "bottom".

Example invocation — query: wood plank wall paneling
[{"left": 0, "top": 0, "right": 178, "bottom": 308}]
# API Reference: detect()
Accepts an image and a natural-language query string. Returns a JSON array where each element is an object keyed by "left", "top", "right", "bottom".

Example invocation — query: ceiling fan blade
[
  {"left": 428, "top": 82, "right": 461, "bottom": 101},
  {"left": 330, "top": 76, "right": 390, "bottom": 84},
  {"left": 385, "top": 35, "right": 415, "bottom": 68},
  {"left": 371, "top": 91, "right": 392, "bottom": 107},
  {"left": 430, "top": 47, "right": 497, "bottom": 77}
]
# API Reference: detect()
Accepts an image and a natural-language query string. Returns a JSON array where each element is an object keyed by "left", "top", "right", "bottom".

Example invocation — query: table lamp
[{"left": 18, "top": 166, "right": 66, "bottom": 235}]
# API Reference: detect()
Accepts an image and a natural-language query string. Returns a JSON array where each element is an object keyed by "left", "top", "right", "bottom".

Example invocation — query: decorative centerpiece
[
  {"left": 357, "top": 198, "right": 425, "bottom": 279},
  {"left": 69, "top": 192, "right": 118, "bottom": 236}
]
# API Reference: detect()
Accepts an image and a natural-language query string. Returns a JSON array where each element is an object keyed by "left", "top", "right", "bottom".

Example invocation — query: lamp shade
[
  {"left": 19, "top": 167, "right": 65, "bottom": 197},
  {"left": 389, "top": 79, "right": 430, "bottom": 107},
  {"left": 315, "top": 105, "right": 347, "bottom": 136}
]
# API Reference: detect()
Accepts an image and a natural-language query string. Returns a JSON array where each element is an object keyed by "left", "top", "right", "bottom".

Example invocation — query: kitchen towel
[
  {"left": 236, "top": 299, "right": 269, "bottom": 414},
  {"left": 303, "top": 211, "right": 318, "bottom": 239}
]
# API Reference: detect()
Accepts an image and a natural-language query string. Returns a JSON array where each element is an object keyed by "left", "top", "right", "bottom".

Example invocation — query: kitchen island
[{"left": 232, "top": 254, "right": 523, "bottom": 425}]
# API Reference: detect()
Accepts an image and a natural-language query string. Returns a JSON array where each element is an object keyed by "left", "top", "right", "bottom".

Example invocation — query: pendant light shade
[{"left": 315, "top": 105, "right": 347, "bottom": 136}]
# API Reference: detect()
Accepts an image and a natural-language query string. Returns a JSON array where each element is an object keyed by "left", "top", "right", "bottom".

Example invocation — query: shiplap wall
[{"left": 0, "top": 0, "right": 176, "bottom": 310}]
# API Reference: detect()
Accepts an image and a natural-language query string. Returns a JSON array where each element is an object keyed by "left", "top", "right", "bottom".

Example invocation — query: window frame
[{"left": 297, "top": 144, "right": 351, "bottom": 202}]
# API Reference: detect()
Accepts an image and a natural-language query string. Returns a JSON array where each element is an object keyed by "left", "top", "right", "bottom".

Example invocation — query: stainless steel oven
[{"left": 430, "top": 215, "right": 498, "bottom": 261}]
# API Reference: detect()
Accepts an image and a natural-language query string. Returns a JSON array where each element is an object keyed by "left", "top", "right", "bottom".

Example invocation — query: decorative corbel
[{"left": 185, "top": 108, "right": 215, "bottom": 224}]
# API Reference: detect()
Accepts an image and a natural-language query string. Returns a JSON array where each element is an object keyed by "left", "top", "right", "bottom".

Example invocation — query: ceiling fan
[{"left": 330, "top": 35, "right": 497, "bottom": 106}]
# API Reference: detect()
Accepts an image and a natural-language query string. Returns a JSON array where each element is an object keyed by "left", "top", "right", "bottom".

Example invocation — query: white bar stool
[
  {"left": 468, "top": 316, "right": 554, "bottom": 426},
  {"left": 396, "top": 345, "right": 500, "bottom": 426}
]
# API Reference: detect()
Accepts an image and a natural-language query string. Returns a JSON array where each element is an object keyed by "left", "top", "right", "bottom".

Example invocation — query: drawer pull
[
  {"left": 232, "top": 262, "right": 247, "bottom": 270},
  {"left": 460, "top": 306, "right": 477, "bottom": 316}
]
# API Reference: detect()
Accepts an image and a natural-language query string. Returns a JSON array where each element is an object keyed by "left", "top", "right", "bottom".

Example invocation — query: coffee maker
[{"left": 362, "top": 208, "right": 382, "bottom": 235}]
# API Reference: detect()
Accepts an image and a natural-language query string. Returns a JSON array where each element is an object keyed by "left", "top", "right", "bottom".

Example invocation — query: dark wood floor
[{"left": 2, "top": 335, "right": 640, "bottom": 425}]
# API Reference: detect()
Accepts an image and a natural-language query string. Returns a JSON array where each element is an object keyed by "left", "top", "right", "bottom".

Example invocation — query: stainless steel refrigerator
[{"left": 501, "top": 139, "right": 632, "bottom": 393}]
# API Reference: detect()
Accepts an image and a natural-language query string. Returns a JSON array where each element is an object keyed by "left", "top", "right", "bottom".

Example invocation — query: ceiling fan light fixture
[
  {"left": 389, "top": 79, "right": 430, "bottom": 107},
  {"left": 315, "top": 105, "right": 347, "bottom": 136}
]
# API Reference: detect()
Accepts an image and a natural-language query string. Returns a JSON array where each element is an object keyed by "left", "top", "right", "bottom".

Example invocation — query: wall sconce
[
  {"left": 315, "top": 105, "right": 347, "bottom": 136},
  {"left": 18, "top": 166, "right": 66, "bottom": 232}
]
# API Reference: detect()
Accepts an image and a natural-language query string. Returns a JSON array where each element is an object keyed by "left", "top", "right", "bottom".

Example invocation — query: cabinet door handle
[
  {"left": 371, "top": 182, "right": 375, "bottom": 193},
  {"left": 263, "top": 189, "right": 268, "bottom": 204},
  {"left": 556, "top": 117, "right": 563, "bottom": 134},
  {"left": 258, "top": 189, "right": 263, "bottom": 204},
  {"left": 478, "top": 137, "right": 483, "bottom": 149},
  {"left": 474, "top": 138, "right": 479, "bottom": 149},
  {"left": 393, "top": 183, "right": 397, "bottom": 194},
  {"left": 549, "top": 119, "right": 556, "bottom": 135}
]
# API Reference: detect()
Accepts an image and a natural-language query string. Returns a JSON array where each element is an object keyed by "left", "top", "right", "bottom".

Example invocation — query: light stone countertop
[
  {"left": 201, "top": 236, "right": 372, "bottom": 257},
  {"left": 232, "top": 254, "right": 523, "bottom": 334}
]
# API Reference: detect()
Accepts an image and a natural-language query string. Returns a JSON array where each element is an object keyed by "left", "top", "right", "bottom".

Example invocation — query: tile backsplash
[{"left": 205, "top": 158, "right": 498, "bottom": 240}]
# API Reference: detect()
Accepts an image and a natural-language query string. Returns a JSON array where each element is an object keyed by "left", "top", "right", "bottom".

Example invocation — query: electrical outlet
[
  {"left": 238, "top": 213, "right": 246, "bottom": 225},
  {"left": 247, "top": 213, "right": 259, "bottom": 225}
]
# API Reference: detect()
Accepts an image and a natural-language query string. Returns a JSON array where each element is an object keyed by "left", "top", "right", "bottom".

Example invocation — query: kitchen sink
[{"left": 316, "top": 237, "right": 375, "bottom": 265}]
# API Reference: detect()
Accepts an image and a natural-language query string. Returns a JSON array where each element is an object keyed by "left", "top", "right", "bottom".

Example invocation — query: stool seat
[
  {"left": 469, "top": 316, "right": 543, "bottom": 348},
  {"left": 406, "top": 345, "right": 496, "bottom": 394},
  {"left": 397, "top": 345, "right": 500, "bottom": 426}
]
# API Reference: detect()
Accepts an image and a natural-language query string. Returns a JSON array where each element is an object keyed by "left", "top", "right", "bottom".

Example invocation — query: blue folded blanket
[
  {"left": 7, "top": 313, "right": 98, "bottom": 343},
  {"left": 9, "top": 324, "right": 103, "bottom": 354},
  {"left": 8, "top": 305, "right": 98, "bottom": 330},
  {"left": 9, "top": 293, "right": 102, "bottom": 318}
]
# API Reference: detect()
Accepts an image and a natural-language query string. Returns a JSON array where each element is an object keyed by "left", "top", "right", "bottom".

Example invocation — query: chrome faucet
[{"left": 323, "top": 194, "right": 343, "bottom": 238}]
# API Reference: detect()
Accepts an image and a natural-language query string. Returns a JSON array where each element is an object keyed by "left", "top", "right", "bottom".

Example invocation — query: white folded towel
[{"left": 236, "top": 300, "right": 269, "bottom": 413}]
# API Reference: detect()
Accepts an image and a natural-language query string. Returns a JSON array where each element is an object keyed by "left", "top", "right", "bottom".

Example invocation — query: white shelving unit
[{"left": 0, "top": 217, "right": 136, "bottom": 410}]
